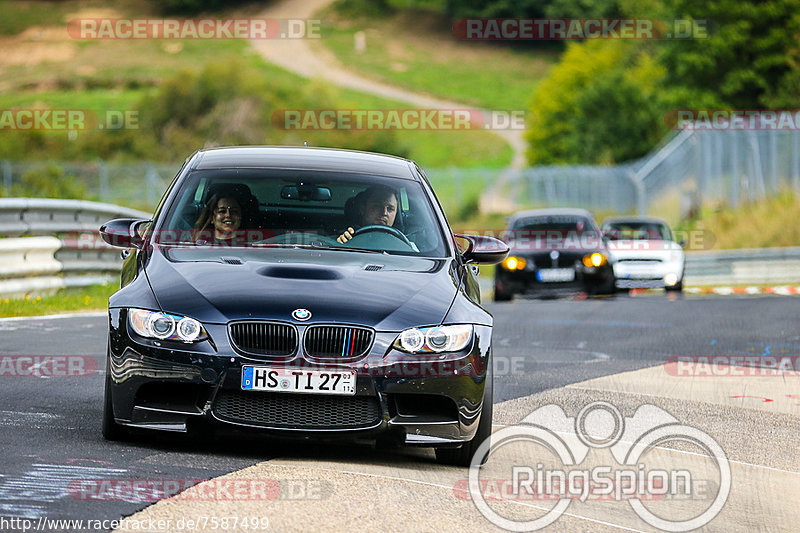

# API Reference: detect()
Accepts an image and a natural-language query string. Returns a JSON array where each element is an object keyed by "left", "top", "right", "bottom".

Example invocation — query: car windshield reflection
[{"left": 154, "top": 169, "right": 446, "bottom": 257}]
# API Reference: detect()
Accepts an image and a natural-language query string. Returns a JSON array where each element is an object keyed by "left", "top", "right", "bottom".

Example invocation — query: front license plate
[
  {"left": 536, "top": 268, "right": 575, "bottom": 282},
  {"left": 241, "top": 366, "right": 356, "bottom": 395}
]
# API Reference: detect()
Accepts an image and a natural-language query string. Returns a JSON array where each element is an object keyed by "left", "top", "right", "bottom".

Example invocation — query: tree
[
  {"left": 656, "top": 0, "right": 800, "bottom": 108},
  {"left": 526, "top": 40, "right": 667, "bottom": 165}
]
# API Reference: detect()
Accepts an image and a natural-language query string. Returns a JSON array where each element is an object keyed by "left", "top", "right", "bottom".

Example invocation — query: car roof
[
  {"left": 601, "top": 216, "right": 669, "bottom": 226},
  {"left": 508, "top": 208, "right": 597, "bottom": 225},
  {"left": 189, "top": 146, "right": 417, "bottom": 179}
]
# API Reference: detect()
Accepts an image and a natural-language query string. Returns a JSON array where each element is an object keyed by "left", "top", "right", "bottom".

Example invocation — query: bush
[
  {"left": 136, "top": 59, "right": 410, "bottom": 161},
  {"left": 526, "top": 40, "right": 667, "bottom": 165},
  {"left": 156, "top": 0, "right": 252, "bottom": 15},
  {"left": 7, "top": 164, "right": 87, "bottom": 199}
]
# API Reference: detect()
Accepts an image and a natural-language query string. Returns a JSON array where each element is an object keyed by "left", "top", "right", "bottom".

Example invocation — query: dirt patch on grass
[
  {"left": 0, "top": 6, "right": 126, "bottom": 69},
  {"left": 0, "top": 28, "right": 76, "bottom": 67}
]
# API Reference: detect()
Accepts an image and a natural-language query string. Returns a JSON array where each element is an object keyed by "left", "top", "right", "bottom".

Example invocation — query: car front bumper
[
  {"left": 495, "top": 263, "right": 615, "bottom": 296},
  {"left": 107, "top": 308, "right": 492, "bottom": 447},
  {"left": 612, "top": 260, "right": 684, "bottom": 288}
]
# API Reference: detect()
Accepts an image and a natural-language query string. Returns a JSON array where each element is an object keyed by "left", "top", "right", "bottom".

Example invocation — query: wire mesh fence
[
  {"left": 2, "top": 129, "right": 798, "bottom": 221},
  {"left": 0, "top": 161, "right": 179, "bottom": 212}
]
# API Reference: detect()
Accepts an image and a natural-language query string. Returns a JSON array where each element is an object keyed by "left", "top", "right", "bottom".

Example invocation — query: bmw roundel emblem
[
  {"left": 292, "top": 308, "right": 312, "bottom": 321},
  {"left": 550, "top": 250, "right": 560, "bottom": 260}
]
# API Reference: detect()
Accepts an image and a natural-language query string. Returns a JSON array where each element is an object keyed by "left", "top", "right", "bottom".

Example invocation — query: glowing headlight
[
  {"left": 582, "top": 252, "right": 608, "bottom": 267},
  {"left": 393, "top": 325, "right": 473, "bottom": 354},
  {"left": 128, "top": 309, "right": 207, "bottom": 343},
  {"left": 502, "top": 256, "right": 527, "bottom": 270},
  {"left": 664, "top": 273, "right": 679, "bottom": 286}
]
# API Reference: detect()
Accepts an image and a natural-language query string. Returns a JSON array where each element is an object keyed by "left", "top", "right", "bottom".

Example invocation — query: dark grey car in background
[{"left": 494, "top": 208, "right": 615, "bottom": 300}]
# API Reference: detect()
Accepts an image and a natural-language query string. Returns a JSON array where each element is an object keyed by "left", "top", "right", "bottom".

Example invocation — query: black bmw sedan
[
  {"left": 493, "top": 208, "right": 616, "bottom": 300},
  {"left": 100, "top": 146, "right": 508, "bottom": 466}
]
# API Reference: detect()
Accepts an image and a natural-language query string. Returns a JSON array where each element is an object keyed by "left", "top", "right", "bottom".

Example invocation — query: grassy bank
[
  {"left": 317, "top": 6, "right": 558, "bottom": 111},
  {"left": 678, "top": 192, "right": 800, "bottom": 250},
  {"left": 0, "top": 283, "right": 115, "bottom": 318},
  {"left": 0, "top": 0, "right": 511, "bottom": 172}
]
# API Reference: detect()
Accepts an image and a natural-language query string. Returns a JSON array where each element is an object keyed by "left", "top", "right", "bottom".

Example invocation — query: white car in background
[{"left": 601, "top": 217, "right": 685, "bottom": 291}]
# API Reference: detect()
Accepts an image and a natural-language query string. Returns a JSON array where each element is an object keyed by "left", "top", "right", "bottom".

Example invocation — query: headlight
[
  {"left": 502, "top": 256, "right": 527, "bottom": 270},
  {"left": 582, "top": 252, "right": 608, "bottom": 267},
  {"left": 128, "top": 309, "right": 207, "bottom": 343},
  {"left": 393, "top": 325, "right": 473, "bottom": 354}
]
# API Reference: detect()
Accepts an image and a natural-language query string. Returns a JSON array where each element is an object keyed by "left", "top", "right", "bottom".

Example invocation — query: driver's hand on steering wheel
[{"left": 336, "top": 227, "right": 355, "bottom": 243}]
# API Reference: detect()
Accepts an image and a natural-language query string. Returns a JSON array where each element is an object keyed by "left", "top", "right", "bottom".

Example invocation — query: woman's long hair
[{"left": 192, "top": 193, "right": 241, "bottom": 242}]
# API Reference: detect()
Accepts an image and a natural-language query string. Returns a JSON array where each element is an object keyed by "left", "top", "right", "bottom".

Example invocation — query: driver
[{"left": 336, "top": 185, "right": 399, "bottom": 243}]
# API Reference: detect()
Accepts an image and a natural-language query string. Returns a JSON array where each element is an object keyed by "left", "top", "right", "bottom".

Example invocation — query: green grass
[
  {"left": 0, "top": 0, "right": 106, "bottom": 34},
  {"left": 1, "top": 15, "right": 510, "bottom": 169},
  {"left": 0, "top": 282, "right": 115, "bottom": 318},
  {"left": 242, "top": 55, "right": 513, "bottom": 168},
  {"left": 317, "top": 7, "right": 559, "bottom": 111},
  {"left": 0, "top": 89, "right": 145, "bottom": 112},
  {"left": 677, "top": 191, "right": 800, "bottom": 250}
]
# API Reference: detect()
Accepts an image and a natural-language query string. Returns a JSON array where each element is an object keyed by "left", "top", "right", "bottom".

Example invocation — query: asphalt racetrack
[{"left": 0, "top": 293, "right": 798, "bottom": 532}]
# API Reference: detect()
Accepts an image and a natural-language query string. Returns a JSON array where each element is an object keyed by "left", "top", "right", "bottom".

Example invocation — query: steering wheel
[{"left": 352, "top": 224, "right": 413, "bottom": 246}]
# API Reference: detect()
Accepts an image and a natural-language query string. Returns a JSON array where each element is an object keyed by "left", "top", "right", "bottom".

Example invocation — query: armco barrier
[
  {"left": 0, "top": 198, "right": 150, "bottom": 237},
  {"left": 684, "top": 247, "right": 800, "bottom": 286},
  {"left": 0, "top": 198, "right": 151, "bottom": 298},
  {"left": 1, "top": 198, "right": 799, "bottom": 298}
]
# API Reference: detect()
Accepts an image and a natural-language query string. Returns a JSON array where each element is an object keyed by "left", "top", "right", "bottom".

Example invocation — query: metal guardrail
[
  {"left": 684, "top": 246, "right": 800, "bottom": 286},
  {"left": 1, "top": 198, "right": 798, "bottom": 298},
  {"left": 0, "top": 198, "right": 151, "bottom": 298},
  {"left": 0, "top": 198, "right": 150, "bottom": 237}
]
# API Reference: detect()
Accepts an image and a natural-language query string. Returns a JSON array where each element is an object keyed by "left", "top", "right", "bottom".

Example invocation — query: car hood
[{"left": 142, "top": 247, "right": 458, "bottom": 330}]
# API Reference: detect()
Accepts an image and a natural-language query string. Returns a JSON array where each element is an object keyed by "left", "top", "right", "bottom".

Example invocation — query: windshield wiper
[
  {"left": 310, "top": 243, "right": 386, "bottom": 254},
  {"left": 249, "top": 243, "right": 315, "bottom": 248},
  {"left": 156, "top": 241, "right": 198, "bottom": 246}
]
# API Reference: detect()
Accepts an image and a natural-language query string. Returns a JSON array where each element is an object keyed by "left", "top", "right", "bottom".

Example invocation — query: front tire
[
  {"left": 435, "top": 361, "right": 493, "bottom": 467},
  {"left": 102, "top": 372, "right": 126, "bottom": 441},
  {"left": 666, "top": 281, "right": 683, "bottom": 292},
  {"left": 493, "top": 282, "right": 513, "bottom": 302}
]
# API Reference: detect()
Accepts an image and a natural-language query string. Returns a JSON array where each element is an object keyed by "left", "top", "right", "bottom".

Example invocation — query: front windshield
[
  {"left": 513, "top": 216, "right": 600, "bottom": 238},
  {"left": 604, "top": 222, "right": 671, "bottom": 241},
  {"left": 154, "top": 168, "right": 447, "bottom": 257}
]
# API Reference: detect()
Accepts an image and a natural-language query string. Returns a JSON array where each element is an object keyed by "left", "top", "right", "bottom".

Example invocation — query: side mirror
[
  {"left": 99, "top": 218, "right": 150, "bottom": 249},
  {"left": 455, "top": 234, "right": 509, "bottom": 264}
]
